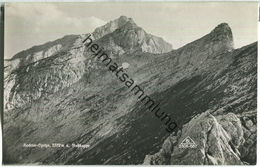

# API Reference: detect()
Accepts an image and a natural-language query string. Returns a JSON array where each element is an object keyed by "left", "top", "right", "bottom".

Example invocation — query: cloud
[
  {"left": 5, "top": 3, "right": 107, "bottom": 58},
  {"left": 7, "top": 3, "right": 106, "bottom": 33}
]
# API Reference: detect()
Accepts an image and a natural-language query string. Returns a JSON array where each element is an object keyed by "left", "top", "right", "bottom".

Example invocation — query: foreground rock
[{"left": 143, "top": 110, "right": 256, "bottom": 165}]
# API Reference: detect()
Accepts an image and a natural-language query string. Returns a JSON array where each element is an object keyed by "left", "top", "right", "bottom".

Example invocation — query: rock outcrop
[{"left": 143, "top": 111, "right": 256, "bottom": 165}]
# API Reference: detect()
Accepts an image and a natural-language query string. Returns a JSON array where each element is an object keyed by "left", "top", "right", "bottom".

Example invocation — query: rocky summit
[{"left": 3, "top": 16, "right": 257, "bottom": 165}]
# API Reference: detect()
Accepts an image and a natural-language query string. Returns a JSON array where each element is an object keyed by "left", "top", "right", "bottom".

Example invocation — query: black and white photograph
[{"left": 1, "top": 1, "right": 258, "bottom": 165}]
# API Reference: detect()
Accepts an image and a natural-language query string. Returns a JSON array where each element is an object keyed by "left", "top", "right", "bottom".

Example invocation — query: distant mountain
[
  {"left": 94, "top": 16, "right": 173, "bottom": 54},
  {"left": 3, "top": 16, "right": 256, "bottom": 165},
  {"left": 4, "top": 16, "right": 172, "bottom": 110},
  {"left": 5, "top": 16, "right": 171, "bottom": 73}
]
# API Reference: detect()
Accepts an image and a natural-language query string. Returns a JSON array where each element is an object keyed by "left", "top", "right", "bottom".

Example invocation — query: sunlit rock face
[
  {"left": 9, "top": 35, "right": 80, "bottom": 68},
  {"left": 4, "top": 41, "right": 86, "bottom": 110},
  {"left": 94, "top": 16, "right": 173, "bottom": 55},
  {"left": 92, "top": 16, "right": 131, "bottom": 40},
  {"left": 121, "top": 62, "right": 130, "bottom": 69},
  {"left": 3, "top": 16, "right": 256, "bottom": 165}
]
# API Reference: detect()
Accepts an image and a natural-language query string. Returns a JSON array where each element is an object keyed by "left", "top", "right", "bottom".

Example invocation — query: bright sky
[{"left": 5, "top": 2, "right": 258, "bottom": 59}]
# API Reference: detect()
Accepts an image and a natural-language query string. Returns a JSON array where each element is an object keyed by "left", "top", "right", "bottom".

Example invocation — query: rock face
[
  {"left": 143, "top": 111, "right": 256, "bottom": 165},
  {"left": 7, "top": 35, "right": 79, "bottom": 70},
  {"left": 3, "top": 16, "right": 256, "bottom": 165},
  {"left": 92, "top": 16, "right": 132, "bottom": 39},
  {"left": 4, "top": 39, "right": 86, "bottom": 110}
]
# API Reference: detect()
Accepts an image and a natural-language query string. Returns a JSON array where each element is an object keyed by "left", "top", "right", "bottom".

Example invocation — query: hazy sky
[{"left": 5, "top": 2, "right": 258, "bottom": 59}]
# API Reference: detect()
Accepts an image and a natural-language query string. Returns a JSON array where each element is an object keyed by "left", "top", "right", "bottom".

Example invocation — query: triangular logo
[{"left": 178, "top": 136, "right": 197, "bottom": 148}]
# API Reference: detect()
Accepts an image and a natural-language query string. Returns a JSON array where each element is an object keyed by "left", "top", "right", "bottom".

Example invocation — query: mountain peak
[
  {"left": 92, "top": 16, "right": 136, "bottom": 39},
  {"left": 92, "top": 16, "right": 172, "bottom": 54},
  {"left": 209, "top": 23, "right": 234, "bottom": 51},
  {"left": 211, "top": 23, "right": 232, "bottom": 36},
  {"left": 117, "top": 15, "right": 132, "bottom": 23}
]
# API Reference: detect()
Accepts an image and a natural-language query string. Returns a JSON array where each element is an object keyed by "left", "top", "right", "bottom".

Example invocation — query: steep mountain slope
[
  {"left": 3, "top": 16, "right": 256, "bottom": 165},
  {"left": 143, "top": 42, "right": 257, "bottom": 165},
  {"left": 65, "top": 28, "right": 256, "bottom": 165},
  {"left": 4, "top": 16, "right": 172, "bottom": 111}
]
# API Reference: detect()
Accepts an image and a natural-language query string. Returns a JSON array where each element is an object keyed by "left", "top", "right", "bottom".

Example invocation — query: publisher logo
[{"left": 179, "top": 136, "right": 197, "bottom": 148}]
